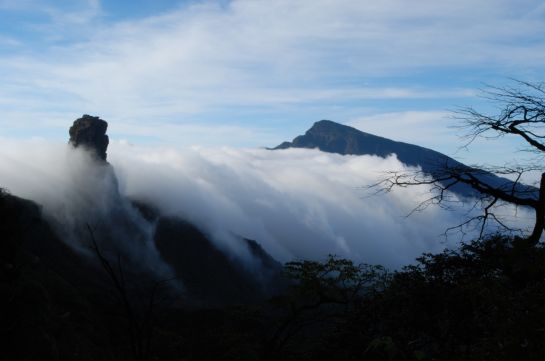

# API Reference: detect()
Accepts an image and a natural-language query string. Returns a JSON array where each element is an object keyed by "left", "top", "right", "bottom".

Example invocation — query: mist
[
  {"left": 0, "top": 138, "right": 533, "bottom": 269},
  {"left": 0, "top": 138, "right": 170, "bottom": 278}
]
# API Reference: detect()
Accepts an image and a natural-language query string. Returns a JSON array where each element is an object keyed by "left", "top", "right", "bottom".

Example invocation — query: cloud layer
[{"left": 1, "top": 138, "right": 534, "bottom": 269}]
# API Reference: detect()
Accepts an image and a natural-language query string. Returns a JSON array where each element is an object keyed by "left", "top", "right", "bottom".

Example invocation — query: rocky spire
[{"left": 69, "top": 115, "right": 109, "bottom": 161}]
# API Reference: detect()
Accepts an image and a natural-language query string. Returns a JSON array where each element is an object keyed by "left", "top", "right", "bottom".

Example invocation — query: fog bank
[
  {"left": 108, "top": 143, "right": 492, "bottom": 267},
  {"left": 0, "top": 138, "right": 533, "bottom": 269}
]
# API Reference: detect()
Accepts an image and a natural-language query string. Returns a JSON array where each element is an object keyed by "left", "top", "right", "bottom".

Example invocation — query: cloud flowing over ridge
[
  {"left": 0, "top": 138, "right": 171, "bottom": 277},
  {"left": 0, "top": 139, "right": 535, "bottom": 268}
]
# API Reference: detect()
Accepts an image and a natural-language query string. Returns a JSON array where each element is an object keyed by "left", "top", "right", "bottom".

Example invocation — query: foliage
[
  {"left": 5, "top": 166, "right": 545, "bottom": 360},
  {"left": 250, "top": 237, "right": 545, "bottom": 361},
  {"left": 283, "top": 256, "right": 389, "bottom": 304},
  {"left": 262, "top": 256, "right": 389, "bottom": 359},
  {"left": 311, "top": 236, "right": 545, "bottom": 361}
]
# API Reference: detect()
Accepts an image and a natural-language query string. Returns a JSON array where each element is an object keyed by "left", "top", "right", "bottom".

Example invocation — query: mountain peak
[
  {"left": 306, "top": 119, "right": 383, "bottom": 138},
  {"left": 272, "top": 119, "right": 534, "bottom": 199},
  {"left": 272, "top": 118, "right": 466, "bottom": 181},
  {"left": 273, "top": 119, "right": 407, "bottom": 159},
  {"left": 311, "top": 119, "right": 342, "bottom": 128},
  {"left": 69, "top": 114, "right": 109, "bottom": 161}
]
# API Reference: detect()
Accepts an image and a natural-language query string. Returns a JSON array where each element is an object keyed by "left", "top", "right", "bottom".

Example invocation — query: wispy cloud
[
  {"left": 0, "top": 0, "right": 102, "bottom": 39},
  {"left": 347, "top": 109, "right": 541, "bottom": 168},
  {"left": 0, "top": 0, "right": 544, "bottom": 151},
  {"left": 348, "top": 111, "right": 454, "bottom": 148}
]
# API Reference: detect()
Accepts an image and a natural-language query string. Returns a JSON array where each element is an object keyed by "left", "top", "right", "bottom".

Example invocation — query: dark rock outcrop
[
  {"left": 66, "top": 116, "right": 155, "bottom": 274},
  {"left": 0, "top": 116, "right": 288, "bottom": 360},
  {"left": 69, "top": 115, "right": 109, "bottom": 161}
]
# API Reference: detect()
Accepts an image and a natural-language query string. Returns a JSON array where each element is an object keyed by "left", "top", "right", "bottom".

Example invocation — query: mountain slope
[
  {"left": 274, "top": 120, "right": 534, "bottom": 198},
  {"left": 275, "top": 119, "right": 462, "bottom": 171}
]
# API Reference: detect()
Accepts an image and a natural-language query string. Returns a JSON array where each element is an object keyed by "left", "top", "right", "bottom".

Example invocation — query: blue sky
[{"left": 1, "top": 0, "right": 545, "bottom": 165}]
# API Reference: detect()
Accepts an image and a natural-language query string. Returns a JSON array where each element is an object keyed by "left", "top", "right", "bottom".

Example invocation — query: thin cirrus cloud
[
  {"left": 0, "top": 0, "right": 544, "bottom": 152},
  {"left": 347, "top": 110, "right": 543, "bottom": 169}
]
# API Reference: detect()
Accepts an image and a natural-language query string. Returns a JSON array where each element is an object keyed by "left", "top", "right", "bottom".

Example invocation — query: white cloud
[
  {"left": 0, "top": 0, "right": 102, "bottom": 37},
  {"left": 346, "top": 110, "right": 467, "bottom": 157},
  {"left": 3, "top": 1, "right": 544, "bottom": 99},
  {"left": 1, "top": 0, "right": 544, "bottom": 152},
  {"left": 0, "top": 138, "right": 535, "bottom": 269},
  {"left": 110, "top": 121, "right": 280, "bottom": 147},
  {"left": 348, "top": 111, "right": 453, "bottom": 143}
]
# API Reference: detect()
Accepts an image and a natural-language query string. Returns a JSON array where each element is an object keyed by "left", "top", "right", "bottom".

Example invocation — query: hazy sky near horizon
[{"left": 1, "top": 0, "right": 545, "bottom": 165}]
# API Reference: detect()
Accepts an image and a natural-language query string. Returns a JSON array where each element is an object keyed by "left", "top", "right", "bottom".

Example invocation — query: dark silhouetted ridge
[
  {"left": 69, "top": 114, "right": 109, "bottom": 161},
  {"left": 274, "top": 120, "right": 534, "bottom": 198},
  {"left": 274, "top": 119, "right": 461, "bottom": 171}
]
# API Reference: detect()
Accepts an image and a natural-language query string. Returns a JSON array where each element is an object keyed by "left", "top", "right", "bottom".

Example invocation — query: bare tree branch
[
  {"left": 376, "top": 80, "right": 545, "bottom": 245},
  {"left": 86, "top": 224, "right": 178, "bottom": 361}
]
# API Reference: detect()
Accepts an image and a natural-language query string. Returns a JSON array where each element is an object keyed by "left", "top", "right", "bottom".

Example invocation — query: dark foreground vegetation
[
  {"left": 3, "top": 188, "right": 545, "bottom": 361},
  {"left": 3, "top": 80, "right": 545, "bottom": 360}
]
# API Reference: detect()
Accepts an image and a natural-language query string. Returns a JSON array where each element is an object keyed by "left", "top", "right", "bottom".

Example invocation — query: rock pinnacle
[{"left": 69, "top": 115, "right": 109, "bottom": 161}]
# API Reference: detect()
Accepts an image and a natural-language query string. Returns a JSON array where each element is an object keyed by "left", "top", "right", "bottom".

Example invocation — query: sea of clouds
[{"left": 0, "top": 138, "right": 534, "bottom": 269}]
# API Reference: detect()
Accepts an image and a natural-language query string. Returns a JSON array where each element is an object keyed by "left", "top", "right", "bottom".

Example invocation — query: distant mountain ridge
[
  {"left": 274, "top": 120, "right": 534, "bottom": 198},
  {"left": 275, "top": 120, "right": 462, "bottom": 170}
]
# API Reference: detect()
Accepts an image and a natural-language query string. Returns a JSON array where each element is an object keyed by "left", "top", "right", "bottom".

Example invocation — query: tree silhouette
[
  {"left": 263, "top": 256, "right": 388, "bottom": 359},
  {"left": 87, "top": 224, "right": 177, "bottom": 361},
  {"left": 378, "top": 80, "right": 545, "bottom": 244}
]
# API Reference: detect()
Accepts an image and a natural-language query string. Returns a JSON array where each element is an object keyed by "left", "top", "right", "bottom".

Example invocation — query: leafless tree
[
  {"left": 377, "top": 80, "right": 545, "bottom": 245},
  {"left": 87, "top": 225, "right": 177, "bottom": 361}
]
